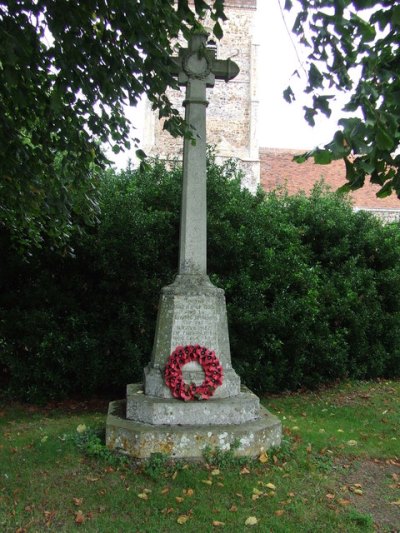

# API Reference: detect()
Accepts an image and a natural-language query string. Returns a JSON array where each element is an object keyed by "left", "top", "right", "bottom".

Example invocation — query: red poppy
[{"left": 164, "top": 345, "right": 224, "bottom": 401}]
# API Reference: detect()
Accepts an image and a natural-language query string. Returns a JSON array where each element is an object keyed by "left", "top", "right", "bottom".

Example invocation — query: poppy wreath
[{"left": 164, "top": 344, "right": 224, "bottom": 401}]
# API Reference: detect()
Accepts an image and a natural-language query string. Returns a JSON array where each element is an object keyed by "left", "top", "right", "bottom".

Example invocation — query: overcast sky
[
  {"left": 258, "top": 0, "right": 348, "bottom": 150},
  {"left": 110, "top": 1, "right": 349, "bottom": 166}
]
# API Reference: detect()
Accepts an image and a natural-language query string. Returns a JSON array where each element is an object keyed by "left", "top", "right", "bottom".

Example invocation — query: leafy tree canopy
[
  {"left": 285, "top": 0, "right": 400, "bottom": 198},
  {"left": 0, "top": 0, "right": 225, "bottom": 253}
]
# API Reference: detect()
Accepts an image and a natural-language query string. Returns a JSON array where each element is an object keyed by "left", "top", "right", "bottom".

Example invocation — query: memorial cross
[{"left": 169, "top": 32, "right": 239, "bottom": 275}]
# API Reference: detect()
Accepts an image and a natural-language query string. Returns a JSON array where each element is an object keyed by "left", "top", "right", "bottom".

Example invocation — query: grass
[{"left": 0, "top": 380, "right": 399, "bottom": 532}]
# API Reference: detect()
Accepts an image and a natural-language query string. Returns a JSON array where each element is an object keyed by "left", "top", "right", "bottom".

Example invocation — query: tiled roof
[{"left": 259, "top": 148, "right": 400, "bottom": 210}]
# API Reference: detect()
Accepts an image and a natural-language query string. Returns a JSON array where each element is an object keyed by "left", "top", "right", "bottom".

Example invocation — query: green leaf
[
  {"left": 303, "top": 106, "right": 317, "bottom": 127},
  {"left": 376, "top": 125, "right": 394, "bottom": 151},
  {"left": 308, "top": 63, "right": 324, "bottom": 90},
  {"left": 135, "top": 149, "right": 147, "bottom": 161},
  {"left": 377, "top": 180, "right": 393, "bottom": 198},
  {"left": 313, "top": 150, "right": 333, "bottom": 165},
  {"left": 391, "top": 5, "right": 400, "bottom": 26},
  {"left": 283, "top": 86, "right": 295, "bottom": 103},
  {"left": 194, "top": 0, "right": 208, "bottom": 14},
  {"left": 213, "top": 21, "right": 223, "bottom": 40},
  {"left": 313, "top": 95, "right": 333, "bottom": 118}
]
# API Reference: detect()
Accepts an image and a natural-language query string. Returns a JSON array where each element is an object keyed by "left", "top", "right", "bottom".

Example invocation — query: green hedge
[{"left": 1, "top": 156, "right": 400, "bottom": 402}]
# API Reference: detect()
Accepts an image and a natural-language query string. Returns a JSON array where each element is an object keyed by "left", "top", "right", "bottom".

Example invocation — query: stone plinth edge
[
  {"left": 126, "top": 383, "right": 260, "bottom": 425},
  {"left": 106, "top": 399, "right": 282, "bottom": 460}
]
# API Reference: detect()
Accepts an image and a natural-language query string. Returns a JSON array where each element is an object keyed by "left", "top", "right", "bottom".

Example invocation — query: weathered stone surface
[
  {"left": 144, "top": 273, "right": 241, "bottom": 399},
  {"left": 106, "top": 398, "right": 282, "bottom": 459},
  {"left": 126, "top": 383, "right": 259, "bottom": 425},
  {"left": 143, "top": 3, "right": 260, "bottom": 192}
]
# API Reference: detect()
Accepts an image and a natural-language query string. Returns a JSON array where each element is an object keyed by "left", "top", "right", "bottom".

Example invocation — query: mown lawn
[{"left": 0, "top": 380, "right": 399, "bottom": 532}]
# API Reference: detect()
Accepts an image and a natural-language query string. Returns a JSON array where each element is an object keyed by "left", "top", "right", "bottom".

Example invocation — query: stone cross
[
  {"left": 107, "top": 30, "right": 283, "bottom": 459},
  {"left": 169, "top": 31, "right": 239, "bottom": 275}
]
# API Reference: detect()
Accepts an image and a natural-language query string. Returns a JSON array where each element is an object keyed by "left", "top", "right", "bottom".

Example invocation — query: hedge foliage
[{"left": 1, "top": 156, "right": 400, "bottom": 402}]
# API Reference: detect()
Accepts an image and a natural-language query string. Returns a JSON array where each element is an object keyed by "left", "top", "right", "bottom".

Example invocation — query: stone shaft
[{"left": 179, "top": 74, "right": 208, "bottom": 275}]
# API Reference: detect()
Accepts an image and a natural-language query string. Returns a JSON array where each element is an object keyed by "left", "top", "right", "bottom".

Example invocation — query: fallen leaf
[
  {"left": 353, "top": 489, "right": 363, "bottom": 496},
  {"left": 211, "top": 469, "right": 220, "bottom": 476},
  {"left": 251, "top": 494, "right": 260, "bottom": 501},
  {"left": 326, "top": 493, "right": 335, "bottom": 500},
  {"left": 275, "top": 510, "right": 285, "bottom": 516},
  {"left": 212, "top": 521, "right": 225, "bottom": 527},
  {"left": 390, "top": 500, "right": 400, "bottom": 506},
  {"left": 347, "top": 440, "right": 358, "bottom": 446},
  {"left": 161, "top": 487, "right": 170, "bottom": 495},
  {"left": 265, "top": 483, "right": 276, "bottom": 491},
  {"left": 253, "top": 488, "right": 263, "bottom": 496},
  {"left": 161, "top": 507, "right": 175, "bottom": 514},
  {"left": 236, "top": 493, "right": 244, "bottom": 498},
  {"left": 202, "top": 479, "right": 212, "bottom": 485},
  {"left": 177, "top": 515, "right": 189, "bottom": 524},
  {"left": 217, "top": 482, "right": 224, "bottom": 487},
  {"left": 172, "top": 471, "right": 178, "bottom": 480},
  {"left": 175, "top": 496, "right": 184, "bottom": 503},
  {"left": 245, "top": 516, "right": 258, "bottom": 526},
  {"left": 73, "top": 498, "right": 83, "bottom": 506},
  {"left": 143, "top": 488, "right": 152, "bottom": 494},
  {"left": 138, "top": 492, "right": 148, "bottom": 500},
  {"left": 258, "top": 452, "right": 268, "bottom": 463},
  {"left": 240, "top": 467, "right": 250, "bottom": 475},
  {"left": 338, "top": 499, "right": 351, "bottom": 506},
  {"left": 76, "top": 424, "right": 86, "bottom": 434},
  {"left": 184, "top": 488, "right": 194, "bottom": 497},
  {"left": 229, "top": 504, "right": 238, "bottom": 512},
  {"left": 75, "top": 510, "right": 85, "bottom": 524},
  {"left": 85, "top": 476, "right": 99, "bottom": 482}
]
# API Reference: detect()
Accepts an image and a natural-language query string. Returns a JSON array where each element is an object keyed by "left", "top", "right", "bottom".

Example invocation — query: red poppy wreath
[{"left": 164, "top": 345, "right": 224, "bottom": 401}]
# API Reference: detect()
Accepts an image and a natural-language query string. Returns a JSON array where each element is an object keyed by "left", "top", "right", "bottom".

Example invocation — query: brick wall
[{"left": 260, "top": 148, "right": 400, "bottom": 214}]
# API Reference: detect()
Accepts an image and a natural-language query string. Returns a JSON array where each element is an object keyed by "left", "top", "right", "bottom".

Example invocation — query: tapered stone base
[{"left": 106, "top": 395, "right": 282, "bottom": 460}]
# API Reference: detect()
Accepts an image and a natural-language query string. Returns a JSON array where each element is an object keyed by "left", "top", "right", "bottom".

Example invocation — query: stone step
[
  {"left": 107, "top": 397, "right": 282, "bottom": 459},
  {"left": 126, "top": 383, "right": 260, "bottom": 425}
]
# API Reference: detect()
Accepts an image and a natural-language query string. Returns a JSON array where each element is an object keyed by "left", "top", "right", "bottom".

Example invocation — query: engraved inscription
[{"left": 171, "top": 296, "right": 219, "bottom": 349}]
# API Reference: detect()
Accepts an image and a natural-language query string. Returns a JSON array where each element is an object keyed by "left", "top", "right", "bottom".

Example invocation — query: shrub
[{"left": 1, "top": 155, "right": 399, "bottom": 401}]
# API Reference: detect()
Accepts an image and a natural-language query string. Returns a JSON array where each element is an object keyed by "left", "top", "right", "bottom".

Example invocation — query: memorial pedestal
[{"left": 106, "top": 275, "right": 282, "bottom": 459}]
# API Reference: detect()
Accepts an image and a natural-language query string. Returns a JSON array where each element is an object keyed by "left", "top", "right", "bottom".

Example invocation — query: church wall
[{"left": 143, "top": 2, "right": 260, "bottom": 192}]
